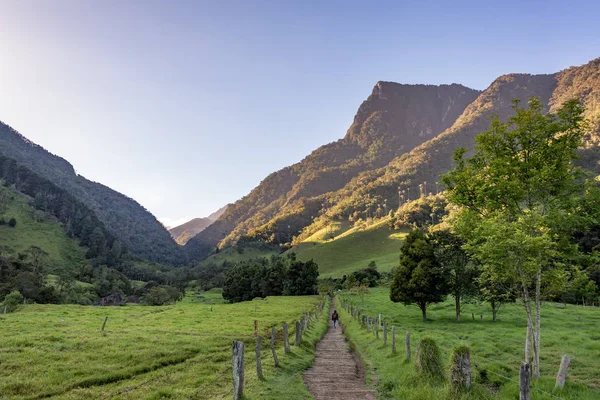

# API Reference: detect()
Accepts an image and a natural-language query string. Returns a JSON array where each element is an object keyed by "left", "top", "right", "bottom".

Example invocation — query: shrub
[
  {"left": 416, "top": 337, "right": 444, "bottom": 379},
  {"left": 1, "top": 290, "right": 24, "bottom": 313},
  {"left": 8, "top": 217, "right": 16, "bottom": 227}
]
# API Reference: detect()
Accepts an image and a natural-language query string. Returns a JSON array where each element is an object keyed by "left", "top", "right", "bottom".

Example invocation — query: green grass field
[
  {"left": 291, "top": 218, "right": 408, "bottom": 278},
  {"left": 337, "top": 287, "right": 600, "bottom": 399},
  {"left": 0, "top": 294, "right": 327, "bottom": 399},
  {"left": 0, "top": 186, "right": 87, "bottom": 272}
]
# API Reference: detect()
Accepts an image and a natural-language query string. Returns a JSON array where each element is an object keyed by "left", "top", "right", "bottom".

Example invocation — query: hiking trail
[{"left": 303, "top": 302, "right": 376, "bottom": 400}]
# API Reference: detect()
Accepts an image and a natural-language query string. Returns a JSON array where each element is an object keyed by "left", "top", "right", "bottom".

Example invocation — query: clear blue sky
[{"left": 1, "top": 0, "right": 599, "bottom": 227}]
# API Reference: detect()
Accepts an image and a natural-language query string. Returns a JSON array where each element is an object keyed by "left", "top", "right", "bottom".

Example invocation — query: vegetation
[
  {"left": 390, "top": 228, "right": 449, "bottom": 321},
  {"left": 0, "top": 122, "right": 182, "bottom": 265},
  {"left": 222, "top": 254, "right": 319, "bottom": 303},
  {"left": 292, "top": 218, "right": 408, "bottom": 278},
  {"left": 339, "top": 287, "right": 600, "bottom": 399},
  {"left": 443, "top": 98, "right": 599, "bottom": 378},
  {"left": 0, "top": 295, "right": 325, "bottom": 399}
]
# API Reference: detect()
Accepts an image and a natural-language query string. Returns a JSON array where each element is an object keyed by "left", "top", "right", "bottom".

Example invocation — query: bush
[
  {"left": 8, "top": 217, "right": 16, "bottom": 227},
  {"left": 1, "top": 290, "right": 24, "bottom": 313},
  {"left": 416, "top": 337, "right": 444, "bottom": 379},
  {"left": 140, "top": 286, "right": 182, "bottom": 306}
]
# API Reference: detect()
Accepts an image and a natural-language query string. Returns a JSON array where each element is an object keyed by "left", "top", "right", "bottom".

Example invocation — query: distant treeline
[{"left": 222, "top": 254, "right": 319, "bottom": 303}]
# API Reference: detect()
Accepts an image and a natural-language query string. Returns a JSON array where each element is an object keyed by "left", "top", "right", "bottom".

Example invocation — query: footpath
[{"left": 303, "top": 303, "right": 376, "bottom": 400}]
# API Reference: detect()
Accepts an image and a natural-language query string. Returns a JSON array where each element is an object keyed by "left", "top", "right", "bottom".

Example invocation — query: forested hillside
[
  {"left": 0, "top": 123, "right": 182, "bottom": 265},
  {"left": 186, "top": 83, "right": 480, "bottom": 260},
  {"left": 186, "top": 57, "right": 600, "bottom": 263}
]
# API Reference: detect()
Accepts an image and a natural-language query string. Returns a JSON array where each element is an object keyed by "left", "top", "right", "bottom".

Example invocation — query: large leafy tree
[
  {"left": 442, "top": 98, "right": 593, "bottom": 378},
  {"left": 429, "top": 229, "right": 479, "bottom": 321},
  {"left": 390, "top": 228, "right": 449, "bottom": 321}
]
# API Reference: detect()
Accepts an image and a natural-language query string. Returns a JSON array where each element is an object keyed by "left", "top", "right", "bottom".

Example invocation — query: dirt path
[{"left": 304, "top": 302, "right": 376, "bottom": 400}]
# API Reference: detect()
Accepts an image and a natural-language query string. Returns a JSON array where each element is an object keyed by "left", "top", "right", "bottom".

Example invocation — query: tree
[
  {"left": 443, "top": 98, "right": 592, "bottom": 378},
  {"left": 478, "top": 268, "right": 517, "bottom": 322},
  {"left": 1, "top": 290, "right": 24, "bottom": 313},
  {"left": 430, "top": 229, "right": 478, "bottom": 321},
  {"left": 349, "top": 283, "right": 370, "bottom": 308},
  {"left": 390, "top": 228, "right": 449, "bottom": 321}
]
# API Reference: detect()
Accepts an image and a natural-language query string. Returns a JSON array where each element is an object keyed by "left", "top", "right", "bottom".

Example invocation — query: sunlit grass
[
  {"left": 337, "top": 287, "right": 600, "bottom": 399},
  {"left": 0, "top": 295, "right": 325, "bottom": 399}
]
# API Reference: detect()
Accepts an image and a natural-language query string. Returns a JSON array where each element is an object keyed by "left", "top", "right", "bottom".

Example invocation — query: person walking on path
[{"left": 332, "top": 309, "right": 339, "bottom": 328}]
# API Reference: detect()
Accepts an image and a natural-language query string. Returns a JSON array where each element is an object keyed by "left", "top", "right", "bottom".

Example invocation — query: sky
[{"left": 1, "top": 0, "right": 600, "bottom": 228}]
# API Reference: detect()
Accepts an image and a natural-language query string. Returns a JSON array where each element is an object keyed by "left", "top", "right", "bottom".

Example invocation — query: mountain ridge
[{"left": 186, "top": 58, "right": 600, "bottom": 263}]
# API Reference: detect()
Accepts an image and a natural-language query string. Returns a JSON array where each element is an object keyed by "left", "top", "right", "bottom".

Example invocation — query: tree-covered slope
[
  {"left": 0, "top": 184, "right": 87, "bottom": 273},
  {"left": 185, "top": 83, "right": 480, "bottom": 261},
  {"left": 0, "top": 123, "right": 182, "bottom": 265}
]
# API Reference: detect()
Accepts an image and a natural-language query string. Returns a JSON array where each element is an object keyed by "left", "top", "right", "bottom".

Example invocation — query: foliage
[
  {"left": 140, "top": 286, "right": 183, "bottom": 306},
  {"left": 342, "top": 261, "right": 381, "bottom": 288},
  {"left": 0, "top": 290, "right": 23, "bottom": 313},
  {"left": 8, "top": 217, "right": 16, "bottom": 227},
  {"left": 222, "top": 254, "right": 319, "bottom": 303},
  {"left": 416, "top": 337, "right": 444, "bottom": 379},
  {"left": 429, "top": 229, "right": 479, "bottom": 321},
  {"left": 390, "top": 228, "right": 449, "bottom": 321},
  {"left": 442, "top": 97, "right": 596, "bottom": 378},
  {"left": 390, "top": 195, "right": 449, "bottom": 229}
]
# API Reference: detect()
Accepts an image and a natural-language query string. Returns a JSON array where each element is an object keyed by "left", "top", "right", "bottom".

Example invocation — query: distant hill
[
  {"left": 186, "top": 57, "right": 600, "bottom": 263},
  {"left": 0, "top": 123, "right": 183, "bottom": 266},
  {"left": 169, "top": 205, "right": 228, "bottom": 245}
]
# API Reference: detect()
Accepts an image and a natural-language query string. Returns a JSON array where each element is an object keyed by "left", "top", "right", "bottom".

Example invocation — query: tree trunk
[
  {"left": 455, "top": 294, "right": 461, "bottom": 321},
  {"left": 533, "top": 268, "right": 542, "bottom": 379},
  {"left": 420, "top": 303, "right": 427, "bottom": 322},
  {"left": 491, "top": 300, "right": 497, "bottom": 322}
]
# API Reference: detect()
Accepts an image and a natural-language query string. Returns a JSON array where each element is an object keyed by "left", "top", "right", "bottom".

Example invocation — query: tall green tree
[
  {"left": 429, "top": 229, "right": 478, "bottom": 321},
  {"left": 390, "top": 228, "right": 449, "bottom": 321},
  {"left": 442, "top": 98, "right": 593, "bottom": 378}
]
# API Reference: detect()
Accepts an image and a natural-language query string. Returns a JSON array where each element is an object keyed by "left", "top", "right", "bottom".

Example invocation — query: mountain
[
  {"left": 169, "top": 205, "right": 228, "bottom": 245},
  {"left": 186, "top": 57, "right": 600, "bottom": 263},
  {"left": 185, "top": 83, "right": 481, "bottom": 260},
  {"left": 0, "top": 123, "right": 183, "bottom": 266}
]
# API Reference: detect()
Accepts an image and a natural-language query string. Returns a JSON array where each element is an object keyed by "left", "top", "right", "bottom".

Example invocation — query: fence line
[{"left": 337, "top": 296, "right": 575, "bottom": 400}]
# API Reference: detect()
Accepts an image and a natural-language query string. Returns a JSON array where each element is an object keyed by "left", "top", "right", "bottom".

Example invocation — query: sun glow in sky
[{"left": 1, "top": 0, "right": 599, "bottom": 225}]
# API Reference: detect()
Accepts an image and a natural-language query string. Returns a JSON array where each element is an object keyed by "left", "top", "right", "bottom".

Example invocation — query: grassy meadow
[
  {"left": 0, "top": 293, "right": 328, "bottom": 400},
  {"left": 292, "top": 218, "right": 408, "bottom": 278},
  {"left": 337, "top": 287, "right": 600, "bottom": 399}
]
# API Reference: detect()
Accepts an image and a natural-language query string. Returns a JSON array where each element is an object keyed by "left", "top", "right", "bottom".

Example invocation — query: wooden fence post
[
  {"left": 376, "top": 324, "right": 379, "bottom": 339},
  {"left": 391, "top": 326, "right": 396, "bottom": 354},
  {"left": 283, "top": 322, "right": 290, "bottom": 353},
  {"left": 270, "top": 327, "right": 280, "bottom": 367},
  {"left": 255, "top": 336, "right": 264, "bottom": 380},
  {"left": 254, "top": 320, "right": 258, "bottom": 337},
  {"left": 555, "top": 354, "right": 571, "bottom": 389},
  {"left": 405, "top": 331, "right": 411, "bottom": 361},
  {"left": 383, "top": 322, "right": 387, "bottom": 346},
  {"left": 101, "top": 316, "right": 108, "bottom": 331},
  {"left": 232, "top": 341, "right": 244, "bottom": 400},
  {"left": 520, "top": 362, "right": 530, "bottom": 400},
  {"left": 295, "top": 321, "right": 301, "bottom": 346},
  {"left": 450, "top": 347, "right": 471, "bottom": 390}
]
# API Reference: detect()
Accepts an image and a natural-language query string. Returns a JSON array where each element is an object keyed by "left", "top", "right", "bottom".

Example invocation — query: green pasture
[
  {"left": 292, "top": 219, "right": 408, "bottom": 278},
  {"left": 337, "top": 287, "right": 600, "bottom": 399},
  {"left": 0, "top": 294, "right": 327, "bottom": 399}
]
